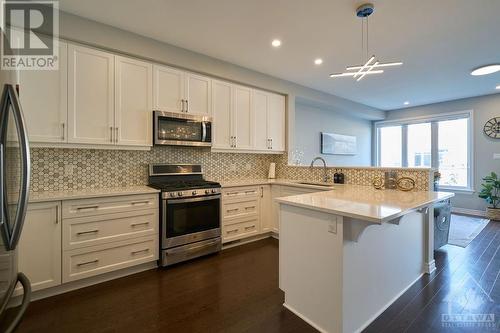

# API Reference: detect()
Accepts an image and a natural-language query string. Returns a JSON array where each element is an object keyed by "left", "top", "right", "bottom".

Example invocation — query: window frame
[{"left": 374, "top": 110, "right": 474, "bottom": 192}]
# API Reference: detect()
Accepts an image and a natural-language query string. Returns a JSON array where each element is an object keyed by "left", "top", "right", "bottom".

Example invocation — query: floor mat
[{"left": 448, "top": 214, "right": 490, "bottom": 248}]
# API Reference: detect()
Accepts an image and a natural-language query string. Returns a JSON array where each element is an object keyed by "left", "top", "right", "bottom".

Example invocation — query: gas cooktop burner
[{"left": 149, "top": 180, "right": 220, "bottom": 192}]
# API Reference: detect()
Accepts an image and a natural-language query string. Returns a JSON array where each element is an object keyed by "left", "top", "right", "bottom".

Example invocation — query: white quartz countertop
[
  {"left": 218, "top": 178, "right": 343, "bottom": 190},
  {"left": 28, "top": 186, "right": 160, "bottom": 203},
  {"left": 275, "top": 185, "right": 454, "bottom": 223}
]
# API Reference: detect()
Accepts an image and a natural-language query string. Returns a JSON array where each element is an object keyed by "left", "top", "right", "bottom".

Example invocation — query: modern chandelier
[{"left": 330, "top": 3, "right": 403, "bottom": 81}]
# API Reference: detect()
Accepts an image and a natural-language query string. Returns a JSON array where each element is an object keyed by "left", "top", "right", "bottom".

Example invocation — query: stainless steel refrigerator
[{"left": 0, "top": 83, "right": 31, "bottom": 331}]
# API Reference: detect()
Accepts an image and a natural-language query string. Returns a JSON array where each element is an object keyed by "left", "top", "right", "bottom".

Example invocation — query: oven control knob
[
  {"left": 192, "top": 191, "right": 197, "bottom": 195},
  {"left": 177, "top": 192, "right": 183, "bottom": 197},
  {"left": 205, "top": 189, "right": 210, "bottom": 194},
  {"left": 169, "top": 192, "right": 176, "bottom": 198},
  {"left": 211, "top": 189, "right": 217, "bottom": 194}
]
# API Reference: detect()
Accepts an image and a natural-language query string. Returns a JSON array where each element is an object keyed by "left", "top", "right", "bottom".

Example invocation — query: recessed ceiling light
[
  {"left": 271, "top": 39, "right": 281, "bottom": 47},
  {"left": 470, "top": 65, "right": 500, "bottom": 76},
  {"left": 314, "top": 58, "right": 323, "bottom": 65},
  {"left": 496, "top": 85, "right": 500, "bottom": 90},
  {"left": 404, "top": 101, "right": 410, "bottom": 105}
]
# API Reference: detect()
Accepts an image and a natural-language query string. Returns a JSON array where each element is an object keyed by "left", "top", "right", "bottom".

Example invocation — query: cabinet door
[
  {"left": 153, "top": 65, "right": 184, "bottom": 113},
  {"left": 212, "top": 80, "right": 233, "bottom": 149},
  {"left": 271, "top": 185, "right": 280, "bottom": 233},
  {"left": 252, "top": 89, "right": 269, "bottom": 150},
  {"left": 18, "top": 42, "right": 68, "bottom": 143},
  {"left": 68, "top": 45, "right": 114, "bottom": 144},
  {"left": 260, "top": 185, "right": 273, "bottom": 232},
  {"left": 185, "top": 73, "right": 211, "bottom": 115},
  {"left": 17, "top": 202, "right": 61, "bottom": 293},
  {"left": 115, "top": 56, "right": 152, "bottom": 146},
  {"left": 267, "top": 93, "right": 286, "bottom": 151},
  {"left": 233, "top": 85, "right": 253, "bottom": 149}
]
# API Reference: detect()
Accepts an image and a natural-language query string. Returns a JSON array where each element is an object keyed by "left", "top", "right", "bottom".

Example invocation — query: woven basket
[{"left": 486, "top": 207, "right": 500, "bottom": 221}]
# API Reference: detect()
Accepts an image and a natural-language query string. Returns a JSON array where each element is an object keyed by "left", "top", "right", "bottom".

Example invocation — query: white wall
[
  {"left": 294, "top": 103, "right": 372, "bottom": 166},
  {"left": 386, "top": 93, "right": 500, "bottom": 211}
]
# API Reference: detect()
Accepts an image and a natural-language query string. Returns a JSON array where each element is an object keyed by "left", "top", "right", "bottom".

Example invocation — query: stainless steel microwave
[{"left": 153, "top": 111, "right": 212, "bottom": 147}]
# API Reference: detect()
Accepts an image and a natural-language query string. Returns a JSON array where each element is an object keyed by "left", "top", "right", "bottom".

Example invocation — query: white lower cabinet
[
  {"left": 260, "top": 185, "right": 273, "bottom": 232},
  {"left": 17, "top": 193, "right": 159, "bottom": 294},
  {"left": 62, "top": 236, "right": 157, "bottom": 283},
  {"left": 62, "top": 194, "right": 159, "bottom": 283},
  {"left": 17, "top": 202, "right": 62, "bottom": 293}
]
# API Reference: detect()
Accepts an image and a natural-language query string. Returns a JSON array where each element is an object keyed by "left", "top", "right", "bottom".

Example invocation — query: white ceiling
[{"left": 59, "top": 0, "right": 500, "bottom": 110}]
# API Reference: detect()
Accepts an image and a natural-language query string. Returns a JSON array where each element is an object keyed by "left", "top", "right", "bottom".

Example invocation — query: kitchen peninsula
[{"left": 276, "top": 185, "right": 454, "bottom": 333}]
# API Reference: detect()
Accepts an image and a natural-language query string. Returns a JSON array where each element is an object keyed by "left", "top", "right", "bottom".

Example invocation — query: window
[
  {"left": 379, "top": 126, "right": 402, "bottom": 167},
  {"left": 376, "top": 111, "right": 473, "bottom": 191}
]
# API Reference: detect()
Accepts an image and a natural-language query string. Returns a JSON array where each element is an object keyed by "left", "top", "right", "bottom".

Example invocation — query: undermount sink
[{"left": 297, "top": 182, "right": 336, "bottom": 187}]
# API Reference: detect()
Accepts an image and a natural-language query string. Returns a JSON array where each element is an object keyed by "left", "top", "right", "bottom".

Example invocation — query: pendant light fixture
[{"left": 330, "top": 3, "right": 403, "bottom": 81}]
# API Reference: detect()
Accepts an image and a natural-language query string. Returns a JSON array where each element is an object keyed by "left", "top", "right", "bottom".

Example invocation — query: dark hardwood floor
[
  {"left": 11, "top": 220, "right": 500, "bottom": 333},
  {"left": 14, "top": 238, "right": 317, "bottom": 333}
]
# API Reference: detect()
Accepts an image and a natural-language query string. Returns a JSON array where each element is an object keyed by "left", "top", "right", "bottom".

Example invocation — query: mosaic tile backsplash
[{"left": 29, "top": 148, "right": 432, "bottom": 193}]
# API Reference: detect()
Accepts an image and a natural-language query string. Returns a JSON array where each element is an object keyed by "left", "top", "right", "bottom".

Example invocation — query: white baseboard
[
  {"left": 424, "top": 260, "right": 436, "bottom": 274},
  {"left": 9, "top": 261, "right": 158, "bottom": 305},
  {"left": 222, "top": 233, "right": 273, "bottom": 249},
  {"left": 283, "top": 303, "right": 329, "bottom": 333},
  {"left": 451, "top": 207, "right": 487, "bottom": 217}
]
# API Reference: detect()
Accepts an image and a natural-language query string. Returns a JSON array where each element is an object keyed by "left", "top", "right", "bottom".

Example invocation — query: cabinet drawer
[
  {"left": 222, "top": 186, "right": 259, "bottom": 202},
  {"left": 63, "top": 209, "right": 158, "bottom": 250},
  {"left": 223, "top": 199, "right": 259, "bottom": 222},
  {"left": 222, "top": 217, "right": 259, "bottom": 242},
  {"left": 62, "top": 236, "right": 157, "bottom": 283},
  {"left": 63, "top": 194, "right": 158, "bottom": 218}
]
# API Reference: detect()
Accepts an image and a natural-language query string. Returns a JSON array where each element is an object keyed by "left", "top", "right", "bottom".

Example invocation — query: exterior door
[
  {"left": 115, "top": 56, "right": 152, "bottom": 146},
  {"left": 153, "top": 65, "right": 184, "bottom": 113},
  {"left": 67, "top": 45, "right": 115, "bottom": 145}
]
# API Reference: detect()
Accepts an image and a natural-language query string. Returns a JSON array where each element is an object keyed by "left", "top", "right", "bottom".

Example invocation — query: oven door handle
[{"left": 167, "top": 194, "right": 221, "bottom": 204}]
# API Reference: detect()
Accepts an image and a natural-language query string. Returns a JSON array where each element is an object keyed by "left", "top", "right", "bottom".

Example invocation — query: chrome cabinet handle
[
  {"left": 131, "top": 200, "right": 149, "bottom": 205},
  {"left": 131, "top": 248, "right": 150, "bottom": 255},
  {"left": 245, "top": 190, "right": 256, "bottom": 194},
  {"left": 77, "top": 259, "right": 99, "bottom": 267},
  {"left": 61, "top": 123, "right": 65, "bottom": 140},
  {"left": 186, "top": 99, "right": 189, "bottom": 112},
  {"left": 226, "top": 208, "right": 239, "bottom": 213},
  {"left": 76, "top": 229, "right": 99, "bottom": 235},
  {"left": 244, "top": 225, "right": 255, "bottom": 230},
  {"left": 226, "top": 229, "right": 238, "bottom": 234},
  {"left": 131, "top": 222, "right": 149, "bottom": 227},
  {"left": 110, "top": 126, "right": 113, "bottom": 142},
  {"left": 260, "top": 187, "right": 264, "bottom": 198},
  {"left": 245, "top": 206, "right": 256, "bottom": 210},
  {"left": 76, "top": 205, "right": 99, "bottom": 211},
  {"left": 226, "top": 191, "right": 239, "bottom": 196}
]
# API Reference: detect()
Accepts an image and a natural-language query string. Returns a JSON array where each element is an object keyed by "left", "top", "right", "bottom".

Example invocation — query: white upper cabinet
[
  {"left": 19, "top": 41, "right": 68, "bottom": 143},
  {"left": 267, "top": 93, "right": 286, "bottom": 152},
  {"left": 252, "top": 89, "right": 269, "bottom": 151},
  {"left": 115, "top": 56, "right": 152, "bottom": 146},
  {"left": 233, "top": 85, "right": 253, "bottom": 149},
  {"left": 68, "top": 44, "right": 114, "bottom": 144},
  {"left": 185, "top": 73, "right": 211, "bottom": 115},
  {"left": 212, "top": 80, "right": 233, "bottom": 149},
  {"left": 153, "top": 65, "right": 184, "bottom": 113},
  {"left": 153, "top": 65, "right": 211, "bottom": 115}
]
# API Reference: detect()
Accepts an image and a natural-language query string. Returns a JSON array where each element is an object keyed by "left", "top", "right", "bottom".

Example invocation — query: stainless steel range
[{"left": 148, "top": 164, "right": 221, "bottom": 266}]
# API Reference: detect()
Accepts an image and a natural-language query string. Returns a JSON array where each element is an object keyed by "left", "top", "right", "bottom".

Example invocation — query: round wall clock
[{"left": 484, "top": 117, "right": 500, "bottom": 139}]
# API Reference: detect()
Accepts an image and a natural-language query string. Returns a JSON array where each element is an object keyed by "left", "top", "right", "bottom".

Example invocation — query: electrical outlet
[{"left": 64, "top": 164, "right": 74, "bottom": 176}]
